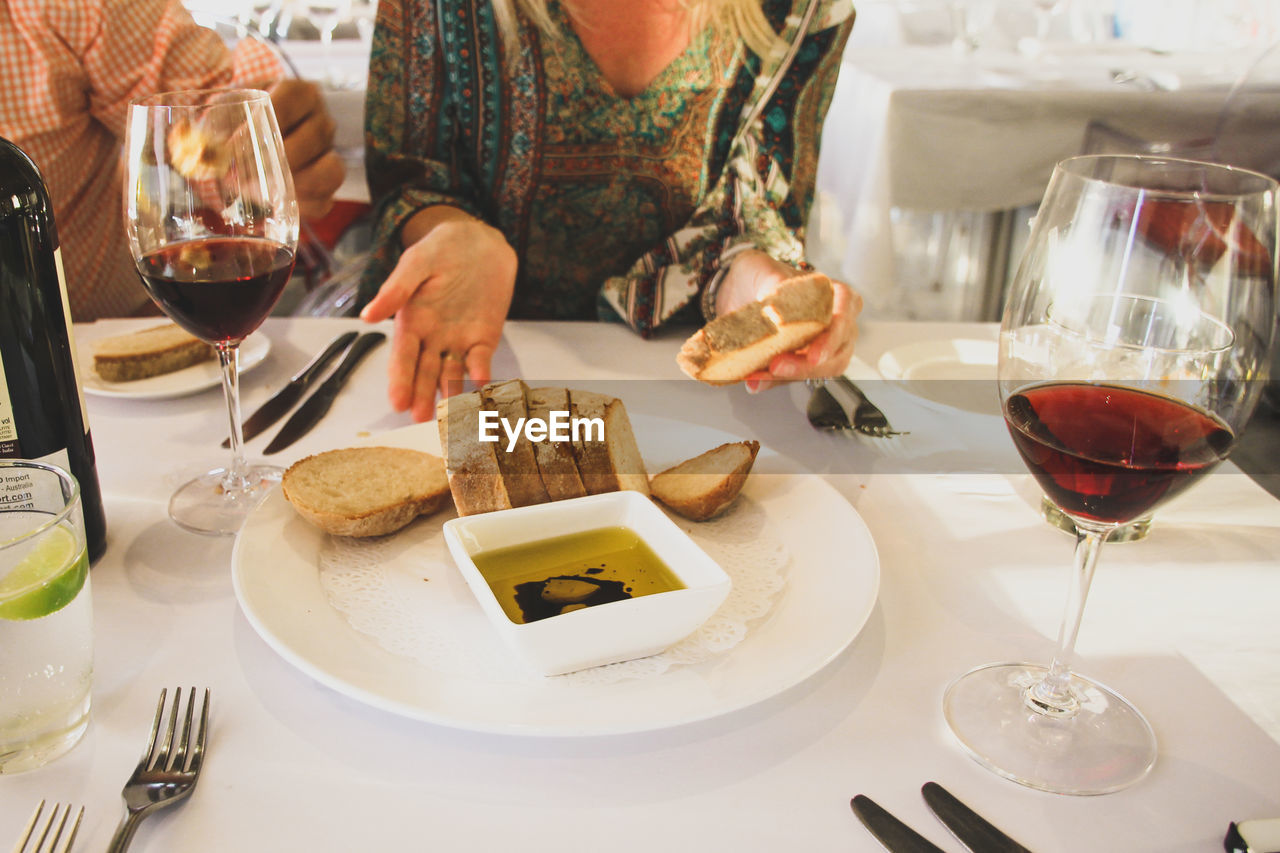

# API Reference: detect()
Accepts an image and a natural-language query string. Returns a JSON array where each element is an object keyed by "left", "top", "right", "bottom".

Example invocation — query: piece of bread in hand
[
  {"left": 92, "top": 322, "right": 215, "bottom": 382},
  {"left": 568, "top": 390, "right": 650, "bottom": 497},
  {"left": 677, "top": 273, "right": 834, "bottom": 385},
  {"left": 437, "top": 391, "right": 512, "bottom": 516},
  {"left": 282, "top": 446, "right": 450, "bottom": 537},
  {"left": 650, "top": 440, "right": 760, "bottom": 521}
]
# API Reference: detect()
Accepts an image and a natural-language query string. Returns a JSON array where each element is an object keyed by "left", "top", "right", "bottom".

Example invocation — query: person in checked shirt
[{"left": 0, "top": 0, "right": 345, "bottom": 320}]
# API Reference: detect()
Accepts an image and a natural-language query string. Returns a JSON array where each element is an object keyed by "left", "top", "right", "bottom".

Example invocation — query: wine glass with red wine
[
  {"left": 123, "top": 89, "right": 299, "bottom": 535},
  {"left": 944, "top": 155, "right": 1277, "bottom": 794}
]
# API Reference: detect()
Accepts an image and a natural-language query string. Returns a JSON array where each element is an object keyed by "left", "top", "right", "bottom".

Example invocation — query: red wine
[
  {"left": 0, "top": 137, "right": 108, "bottom": 562},
  {"left": 137, "top": 237, "right": 295, "bottom": 343},
  {"left": 1005, "top": 383, "right": 1234, "bottom": 525}
]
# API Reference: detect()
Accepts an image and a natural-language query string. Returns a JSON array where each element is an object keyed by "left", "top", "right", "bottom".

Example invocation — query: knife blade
[
  {"left": 922, "top": 782, "right": 1035, "bottom": 853},
  {"left": 224, "top": 331, "right": 359, "bottom": 447},
  {"left": 262, "top": 331, "right": 386, "bottom": 455},
  {"left": 850, "top": 795, "right": 947, "bottom": 853}
]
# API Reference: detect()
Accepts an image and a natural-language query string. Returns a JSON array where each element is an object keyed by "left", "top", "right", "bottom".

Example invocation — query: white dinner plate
[
  {"left": 876, "top": 338, "right": 1000, "bottom": 416},
  {"left": 82, "top": 331, "right": 271, "bottom": 400},
  {"left": 232, "top": 416, "right": 881, "bottom": 737}
]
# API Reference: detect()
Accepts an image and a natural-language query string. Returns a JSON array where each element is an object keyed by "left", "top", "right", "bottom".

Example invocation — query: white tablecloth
[{"left": 2, "top": 318, "right": 1278, "bottom": 850}]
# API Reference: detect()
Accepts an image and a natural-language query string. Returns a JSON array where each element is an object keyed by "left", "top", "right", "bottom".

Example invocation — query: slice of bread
[
  {"left": 92, "top": 323, "right": 215, "bottom": 382},
  {"left": 524, "top": 386, "right": 588, "bottom": 501},
  {"left": 281, "top": 446, "right": 450, "bottom": 537},
  {"left": 437, "top": 391, "right": 512, "bottom": 516},
  {"left": 650, "top": 440, "right": 760, "bottom": 521},
  {"left": 481, "top": 379, "right": 550, "bottom": 508},
  {"left": 567, "top": 390, "right": 650, "bottom": 497},
  {"left": 677, "top": 273, "right": 834, "bottom": 385}
]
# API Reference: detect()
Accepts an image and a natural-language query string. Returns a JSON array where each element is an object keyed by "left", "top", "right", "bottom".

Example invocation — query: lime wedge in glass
[{"left": 0, "top": 526, "right": 88, "bottom": 621}]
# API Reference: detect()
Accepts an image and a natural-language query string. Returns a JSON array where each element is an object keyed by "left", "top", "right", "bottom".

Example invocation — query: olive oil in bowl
[{"left": 472, "top": 526, "right": 685, "bottom": 624}]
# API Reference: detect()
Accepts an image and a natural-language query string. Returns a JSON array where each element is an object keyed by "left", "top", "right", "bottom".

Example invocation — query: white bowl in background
[{"left": 443, "top": 491, "right": 731, "bottom": 676}]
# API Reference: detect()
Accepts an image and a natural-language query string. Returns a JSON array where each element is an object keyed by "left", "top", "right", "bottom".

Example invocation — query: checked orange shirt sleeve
[{"left": 0, "top": 0, "right": 283, "bottom": 320}]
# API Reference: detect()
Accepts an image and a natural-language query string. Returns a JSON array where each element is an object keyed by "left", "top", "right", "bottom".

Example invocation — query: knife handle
[
  {"left": 322, "top": 332, "right": 385, "bottom": 388},
  {"left": 293, "top": 330, "right": 359, "bottom": 385}
]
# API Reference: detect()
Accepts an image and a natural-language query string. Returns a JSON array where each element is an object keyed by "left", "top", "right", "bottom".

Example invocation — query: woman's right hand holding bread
[{"left": 360, "top": 206, "right": 517, "bottom": 423}]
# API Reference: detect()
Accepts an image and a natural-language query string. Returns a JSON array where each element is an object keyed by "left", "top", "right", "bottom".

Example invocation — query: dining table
[{"left": 2, "top": 315, "right": 1278, "bottom": 851}]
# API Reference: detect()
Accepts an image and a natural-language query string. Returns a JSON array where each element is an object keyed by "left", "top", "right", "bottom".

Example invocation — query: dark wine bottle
[{"left": 0, "top": 136, "right": 108, "bottom": 563}]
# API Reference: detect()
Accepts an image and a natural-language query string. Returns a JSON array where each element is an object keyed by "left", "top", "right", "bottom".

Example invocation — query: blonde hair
[{"left": 491, "top": 0, "right": 783, "bottom": 60}]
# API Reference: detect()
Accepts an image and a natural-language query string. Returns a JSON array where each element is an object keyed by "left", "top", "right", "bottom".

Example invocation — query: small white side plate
[
  {"left": 877, "top": 338, "right": 999, "bottom": 416},
  {"left": 82, "top": 330, "right": 271, "bottom": 400}
]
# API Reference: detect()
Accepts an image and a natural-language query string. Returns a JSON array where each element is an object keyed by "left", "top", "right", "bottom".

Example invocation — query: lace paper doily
[{"left": 319, "top": 498, "right": 790, "bottom": 687}]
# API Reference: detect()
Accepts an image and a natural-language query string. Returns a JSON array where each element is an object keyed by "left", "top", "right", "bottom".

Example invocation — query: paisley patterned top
[{"left": 363, "top": 0, "right": 853, "bottom": 334}]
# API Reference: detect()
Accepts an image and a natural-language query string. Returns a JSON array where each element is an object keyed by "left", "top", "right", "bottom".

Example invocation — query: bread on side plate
[
  {"left": 677, "top": 273, "right": 834, "bottom": 385},
  {"left": 281, "top": 446, "right": 450, "bottom": 537},
  {"left": 92, "top": 322, "right": 214, "bottom": 382},
  {"left": 650, "top": 440, "right": 760, "bottom": 521}
]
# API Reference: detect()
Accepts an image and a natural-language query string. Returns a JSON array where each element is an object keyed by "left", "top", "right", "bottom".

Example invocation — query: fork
[
  {"left": 106, "top": 687, "right": 210, "bottom": 853},
  {"left": 805, "top": 378, "right": 906, "bottom": 438},
  {"left": 13, "top": 801, "right": 83, "bottom": 853}
]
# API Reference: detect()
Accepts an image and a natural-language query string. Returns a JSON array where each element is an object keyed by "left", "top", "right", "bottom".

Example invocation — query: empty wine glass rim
[
  {"left": 130, "top": 88, "right": 272, "bottom": 109},
  {"left": 1058, "top": 154, "right": 1279, "bottom": 198}
]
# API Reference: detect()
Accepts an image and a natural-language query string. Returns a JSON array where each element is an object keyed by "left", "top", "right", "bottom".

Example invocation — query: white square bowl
[{"left": 442, "top": 491, "right": 731, "bottom": 676}]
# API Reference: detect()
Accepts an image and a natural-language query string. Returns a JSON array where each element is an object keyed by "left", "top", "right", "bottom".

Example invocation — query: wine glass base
[
  {"left": 168, "top": 464, "right": 283, "bottom": 536},
  {"left": 943, "top": 662, "right": 1157, "bottom": 795}
]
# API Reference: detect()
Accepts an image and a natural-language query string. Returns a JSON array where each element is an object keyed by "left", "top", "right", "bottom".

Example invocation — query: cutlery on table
[
  {"left": 263, "top": 331, "right": 385, "bottom": 455},
  {"left": 850, "top": 794, "right": 947, "bottom": 853},
  {"left": 106, "top": 687, "right": 210, "bottom": 853},
  {"left": 922, "top": 782, "right": 1034, "bottom": 853},
  {"left": 13, "top": 801, "right": 83, "bottom": 853},
  {"left": 223, "top": 330, "right": 359, "bottom": 447},
  {"left": 806, "top": 376, "right": 905, "bottom": 437}
]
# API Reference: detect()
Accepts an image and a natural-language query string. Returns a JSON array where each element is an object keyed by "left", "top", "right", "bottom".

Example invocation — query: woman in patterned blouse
[{"left": 359, "top": 0, "right": 860, "bottom": 420}]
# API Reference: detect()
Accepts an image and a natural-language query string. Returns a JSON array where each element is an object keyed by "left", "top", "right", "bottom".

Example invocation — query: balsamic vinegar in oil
[{"left": 471, "top": 526, "right": 684, "bottom": 624}]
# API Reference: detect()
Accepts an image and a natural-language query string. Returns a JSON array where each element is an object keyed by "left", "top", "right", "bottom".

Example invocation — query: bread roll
[
  {"left": 281, "top": 446, "right": 450, "bottom": 537},
  {"left": 650, "top": 441, "right": 760, "bottom": 521}
]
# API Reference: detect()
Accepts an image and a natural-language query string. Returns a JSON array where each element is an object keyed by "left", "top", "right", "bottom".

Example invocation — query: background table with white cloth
[{"left": 809, "top": 41, "right": 1280, "bottom": 321}]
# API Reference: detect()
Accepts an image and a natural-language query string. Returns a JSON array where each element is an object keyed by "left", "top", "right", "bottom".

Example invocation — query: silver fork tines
[
  {"left": 13, "top": 801, "right": 83, "bottom": 853},
  {"left": 106, "top": 687, "right": 210, "bottom": 853},
  {"left": 805, "top": 378, "right": 906, "bottom": 438}
]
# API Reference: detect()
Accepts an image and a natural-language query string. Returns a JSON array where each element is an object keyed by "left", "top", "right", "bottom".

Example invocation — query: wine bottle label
[
  {"left": 52, "top": 248, "right": 93, "bottom": 437},
  {"left": 0, "top": 453, "right": 71, "bottom": 513},
  {"left": 0, "top": 356, "right": 15, "bottom": 456}
]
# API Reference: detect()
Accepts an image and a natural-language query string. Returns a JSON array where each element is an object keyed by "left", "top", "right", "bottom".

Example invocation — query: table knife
[
  {"left": 922, "top": 782, "right": 1035, "bottom": 853},
  {"left": 850, "top": 795, "right": 947, "bottom": 853},
  {"left": 224, "top": 331, "right": 359, "bottom": 447},
  {"left": 263, "top": 331, "right": 385, "bottom": 455}
]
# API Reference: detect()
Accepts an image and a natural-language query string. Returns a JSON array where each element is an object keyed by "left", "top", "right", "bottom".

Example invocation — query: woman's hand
[
  {"left": 359, "top": 208, "right": 516, "bottom": 421},
  {"left": 716, "top": 249, "right": 862, "bottom": 392}
]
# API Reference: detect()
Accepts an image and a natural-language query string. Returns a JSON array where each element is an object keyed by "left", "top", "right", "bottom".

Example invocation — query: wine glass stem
[
  {"left": 1026, "top": 525, "right": 1107, "bottom": 717},
  {"left": 217, "top": 342, "right": 249, "bottom": 493}
]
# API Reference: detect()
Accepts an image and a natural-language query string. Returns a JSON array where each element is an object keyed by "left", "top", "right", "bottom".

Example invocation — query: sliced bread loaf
[
  {"left": 567, "top": 390, "right": 649, "bottom": 497},
  {"left": 92, "top": 322, "right": 215, "bottom": 382},
  {"left": 482, "top": 379, "right": 551, "bottom": 508},
  {"left": 649, "top": 440, "right": 760, "bottom": 521},
  {"left": 281, "top": 446, "right": 450, "bottom": 537},
  {"left": 438, "top": 390, "right": 512, "bottom": 516},
  {"left": 677, "top": 273, "right": 834, "bottom": 385},
  {"left": 524, "top": 385, "right": 588, "bottom": 501}
]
